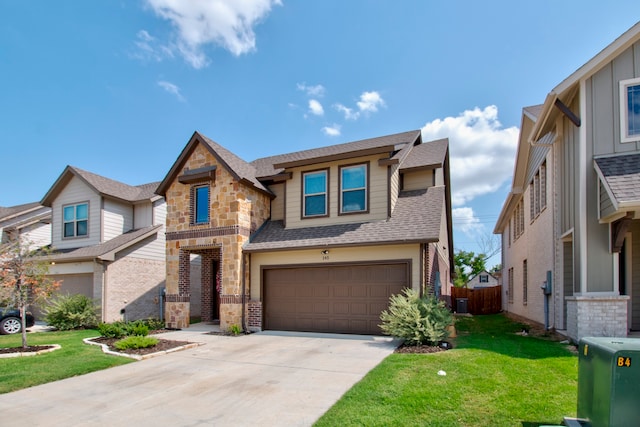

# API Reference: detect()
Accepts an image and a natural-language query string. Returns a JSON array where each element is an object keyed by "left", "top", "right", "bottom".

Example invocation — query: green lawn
[
  {"left": 315, "top": 314, "right": 578, "bottom": 427},
  {"left": 0, "top": 329, "right": 133, "bottom": 394}
]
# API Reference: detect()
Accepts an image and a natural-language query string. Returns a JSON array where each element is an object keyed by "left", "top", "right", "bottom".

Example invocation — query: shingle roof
[
  {"left": 42, "top": 166, "right": 160, "bottom": 206},
  {"left": 251, "top": 130, "right": 421, "bottom": 178},
  {"left": 244, "top": 186, "right": 445, "bottom": 252},
  {"left": 399, "top": 138, "right": 448, "bottom": 170},
  {"left": 0, "top": 202, "right": 43, "bottom": 221},
  {"left": 595, "top": 153, "right": 640, "bottom": 206},
  {"left": 198, "top": 134, "right": 270, "bottom": 193},
  {"left": 46, "top": 225, "right": 162, "bottom": 262}
]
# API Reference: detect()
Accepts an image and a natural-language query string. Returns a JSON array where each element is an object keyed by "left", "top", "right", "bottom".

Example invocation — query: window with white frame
[
  {"left": 63, "top": 202, "right": 88, "bottom": 238},
  {"left": 339, "top": 163, "right": 368, "bottom": 214},
  {"left": 620, "top": 77, "right": 640, "bottom": 142},
  {"left": 303, "top": 169, "right": 328, "bottom": 217},
  {"left": 513, "top": 200, "right": 524, "bottom": 241},
  {"left": 530, "top": 161, "right": 547, "bottom": 222},
  {"left": 479, "top": 274, "right": 489, "bottom": 283}
]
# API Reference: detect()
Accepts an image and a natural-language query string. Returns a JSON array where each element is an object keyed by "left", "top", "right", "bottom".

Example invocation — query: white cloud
[
  {"left": 143, "top": 0, "right": 281, "bottom": 68},
  {"left": 131, "top": 30, "right": 174, "bottom": 62},
  {"left": 157, "top": 80, "right": 185, "bottom": 102},
  {"left": 452, "top": 207, "right": 483, "bottom": 235},
  {"left": 297, "top": 83, "right": 325, "bottom": 97},
  {"left": 334, "top": 103, "right": 359, "bottom": 120},
  {"left": 322, "top": 124, "right": 341, "bottom": 136},
  {"left": 308, "top": 99, "right": 324, "bottom": 116},
  {"left": 357, "top": 91, "right": 385, "bottom": 113},
  {"left": 421, "top": 105, "right": 518, "bottom": 207}
]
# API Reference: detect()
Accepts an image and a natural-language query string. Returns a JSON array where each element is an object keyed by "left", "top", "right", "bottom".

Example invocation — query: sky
[{"left": 1, "top": 1, "right": 638, "bottom": 268}]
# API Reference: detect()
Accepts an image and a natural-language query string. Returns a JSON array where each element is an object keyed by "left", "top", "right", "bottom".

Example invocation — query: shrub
[
  {"left": 379, "top": 289, "right": 453, "bottom": 346},
  {"left": 98, "top": 321, "right": 128, "bottom": 339},
  {"left": 141, "top": 318, "right": 165, "bottom": 331},
  {"left": 97, "top": 320, "right": 153, "bottom": 338},
  {"left": 229, "top": 324, "right": 242, "bottom": 336},
  {"left": 114, "top": 335, "right": 159, "bottom": 350},
  {"left": 44, "top": 294, "right": 99, "bottom": 330}
]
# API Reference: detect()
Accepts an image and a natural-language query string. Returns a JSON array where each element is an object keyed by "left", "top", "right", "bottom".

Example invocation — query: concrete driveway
[{"left": 0, "top": 325, "right": 399, "bottom": 426}]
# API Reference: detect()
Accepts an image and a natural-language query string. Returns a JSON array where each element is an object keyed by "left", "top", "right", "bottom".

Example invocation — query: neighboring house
[
  {"left": 495, "top": 22, "right": 640, "bottom": 342},
  {"left": 156, "top": 129, "right": 455, "bottom": 334},
  {"left": 0, "top": 202, "right": 51, "bottom": 248},
  {"left": 40, "top": 166, "right": 167, "bottom": 322},
  {"left": 465, "top": 270, "right": 499, "bottom": 289}
]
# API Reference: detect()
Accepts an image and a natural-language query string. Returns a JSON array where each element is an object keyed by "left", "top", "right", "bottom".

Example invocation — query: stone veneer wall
[
  {"left": 163, "top": 142, "right": 271, "bottom": 330},
  {"left": 566, "top": 295, "right": 629, "bottom": 342}
]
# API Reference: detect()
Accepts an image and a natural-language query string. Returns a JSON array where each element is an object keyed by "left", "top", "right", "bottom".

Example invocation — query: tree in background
[
  {"left": 454, "top": 250, "right": 487, "bottom": 287},
  {"left": 0, "top": 239, "right": 59, "bottom": 348}
]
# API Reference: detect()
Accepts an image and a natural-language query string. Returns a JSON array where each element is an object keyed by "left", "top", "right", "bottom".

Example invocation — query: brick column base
[{"left": 248, "top": 300, "right": 262, "bottom": 332}]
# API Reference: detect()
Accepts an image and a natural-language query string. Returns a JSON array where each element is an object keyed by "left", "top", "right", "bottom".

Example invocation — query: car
[{"left": 0, "top": 307, "right": 35, "bottom": 334}]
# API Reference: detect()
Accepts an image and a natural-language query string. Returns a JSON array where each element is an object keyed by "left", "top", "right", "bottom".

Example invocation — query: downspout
[{"left": 241, "top": 252, "right": 247, "bottom": 332}]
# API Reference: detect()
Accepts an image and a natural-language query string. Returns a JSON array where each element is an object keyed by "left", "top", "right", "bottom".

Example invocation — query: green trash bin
[{"left": 577, "top": 337, "right": 640, "bottom": 427}]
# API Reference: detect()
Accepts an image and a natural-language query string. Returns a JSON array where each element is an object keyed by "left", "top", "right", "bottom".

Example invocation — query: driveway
[{"left": 0, "top": 325, "right": 399, "bottom": 426}]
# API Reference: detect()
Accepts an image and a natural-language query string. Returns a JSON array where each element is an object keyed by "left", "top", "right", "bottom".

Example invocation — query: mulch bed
[
  {"left": 0, "top": 345, "right": 56, "bottom": 355},
  {"left": 90, "top": 336, "right": 192, "bottom": 356},
  {"left": 394, "top": 343, "right": 449, "bottom": 354}
]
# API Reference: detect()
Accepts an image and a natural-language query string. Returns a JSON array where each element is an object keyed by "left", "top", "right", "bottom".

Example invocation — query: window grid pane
[
  {"left": 342, "top": 189, "right": 365, "bottom": 212},
  {"left": 63, "top": 203, "right": 88, "bottom": 238},
  {"left": 303, "top": 171, "right": 327, "bottom": 217}
]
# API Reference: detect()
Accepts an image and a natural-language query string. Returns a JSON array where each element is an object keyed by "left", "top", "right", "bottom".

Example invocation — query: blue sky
[{"left": 1, "top": 1, "right": 638, "bottom": 266}]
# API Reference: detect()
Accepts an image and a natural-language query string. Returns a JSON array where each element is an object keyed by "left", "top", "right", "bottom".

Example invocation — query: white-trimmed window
[
  {"left": 63, "top": 202, "right": 88, "bottom": 238},
  {"left": 303, "top": 169, "right": 328, "bottom": 217},
  {"left": 530, "top": 161, "right": 547, "bottom": 222},
  {"left": 339, "top": 163, "right": 368, "bottom": 214},
  {"left": 508, "top": 267, "right": 514, "bottom": 304},
  {"left": 620, "top": 77, "right": 640, "bottom": 143},
  {"left": 479, "top": 274, "right": 489, "bottom": 283}
]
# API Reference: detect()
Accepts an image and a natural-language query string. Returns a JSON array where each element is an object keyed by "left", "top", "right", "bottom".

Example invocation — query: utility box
[
  {"left": 577, "top": 337, "right": 640, "bottom": 427},
  {"left": 456, "top": 298, "right": 468, "bottom": 314}
]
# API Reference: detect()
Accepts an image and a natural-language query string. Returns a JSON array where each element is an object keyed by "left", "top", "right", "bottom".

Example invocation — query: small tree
[
  {"left": 454, "top": 250, "right": 487, "bottom": 287},
  {"left": 380, "top": 289, "right": 453, "bottom": 345},
  {"left": 0, "top": 239, "right": 59, "bottom": 348}
]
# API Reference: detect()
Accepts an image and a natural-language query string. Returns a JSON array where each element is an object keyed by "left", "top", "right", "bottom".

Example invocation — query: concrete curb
[
  {"left": 0, "top": 344, "right": 61, "bottom": 358},
  {"left": 83, "top": 337, "right": 202, "bottom": 360}
]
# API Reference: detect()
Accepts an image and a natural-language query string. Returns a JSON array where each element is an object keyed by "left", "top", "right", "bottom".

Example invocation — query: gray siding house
[
  {"left": 495, "top": 22, "right": 640, "bottom": 342},
  {"left": 40, "top": 166, "right": 167, "bottom": 321}
]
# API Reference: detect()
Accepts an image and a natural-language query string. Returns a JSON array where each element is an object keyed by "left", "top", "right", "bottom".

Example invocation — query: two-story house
[
  {"left": 156, "top": 129, "right": 455, "bottom": 334},
  {"left": 40, "top": 166, "right": 167, "bottom": 322},
  {"left": 495, "top": 22, "right": 640, "bottom": 342}
]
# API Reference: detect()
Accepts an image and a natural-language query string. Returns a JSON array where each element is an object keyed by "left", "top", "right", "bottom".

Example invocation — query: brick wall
[
  {"left": 566, "top": 295, "right": 629, "bottom": 342},
  {"left": 247, "top": 300, "right": 262, "bottom": 331},
  {"left": 104, "top": 257, "right": 165, "bottom": 322}
]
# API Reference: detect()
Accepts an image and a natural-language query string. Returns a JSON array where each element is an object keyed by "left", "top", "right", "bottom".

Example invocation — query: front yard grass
[
  {"left": 315, "top": 314, "right": 578, "bottom": 427},
  {"left": 0, "top": 329, "right": 133, "bottom": 394}
]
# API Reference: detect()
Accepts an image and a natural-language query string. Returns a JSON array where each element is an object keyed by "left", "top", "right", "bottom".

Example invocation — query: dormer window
[
  {"left": 63, "top": 202, "right": 88, "bottom": 238},
  {"left": 340, "top": 163, "right": 368, "bottom": 214},
  {"left": 620, "top": 77, "right": 640, "bottom": 143},
  {"left": 303, "top": 169, "right": 328, "bottom": 217}
]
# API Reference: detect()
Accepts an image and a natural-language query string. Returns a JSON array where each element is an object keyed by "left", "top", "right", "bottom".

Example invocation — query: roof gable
[
  {"left": 41, "top": 166, "right": 160, "bottom": 206},
  {"left": 156, "top": 131, "right": 271, "bottom": 197}
]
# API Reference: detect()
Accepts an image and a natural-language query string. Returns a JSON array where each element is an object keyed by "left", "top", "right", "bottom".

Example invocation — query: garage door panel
[{"left": 264, "top": 263, "right": 408, "bottom": 334}]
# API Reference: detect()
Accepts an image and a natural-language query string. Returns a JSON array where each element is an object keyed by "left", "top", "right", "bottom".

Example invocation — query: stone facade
[
  {"left": 163, "top": 142, "right": 270, "bottom": 330},
  {"left": 566, "top": 295, "right": 630, "bottom": 342}
]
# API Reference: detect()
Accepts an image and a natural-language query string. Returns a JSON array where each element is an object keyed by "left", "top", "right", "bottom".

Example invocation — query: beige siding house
[
  {"left": 40, "top": 166, "right": 167, "bottom": 322},
  {"left": 157, "top": 130, "right": 455, "bottom": 334},
  {"left": 495, "top": 22, "right": 640, "bottom": 342}
]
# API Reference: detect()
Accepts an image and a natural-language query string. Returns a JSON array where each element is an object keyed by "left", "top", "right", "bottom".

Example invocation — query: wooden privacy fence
[{"left": 451, "top": 286, "right": 502, "bottom": 315}]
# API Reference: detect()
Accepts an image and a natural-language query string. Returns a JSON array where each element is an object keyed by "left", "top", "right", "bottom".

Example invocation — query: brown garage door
[{"left": 264, "top": 262, "right": 408, "bottom": 335}]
